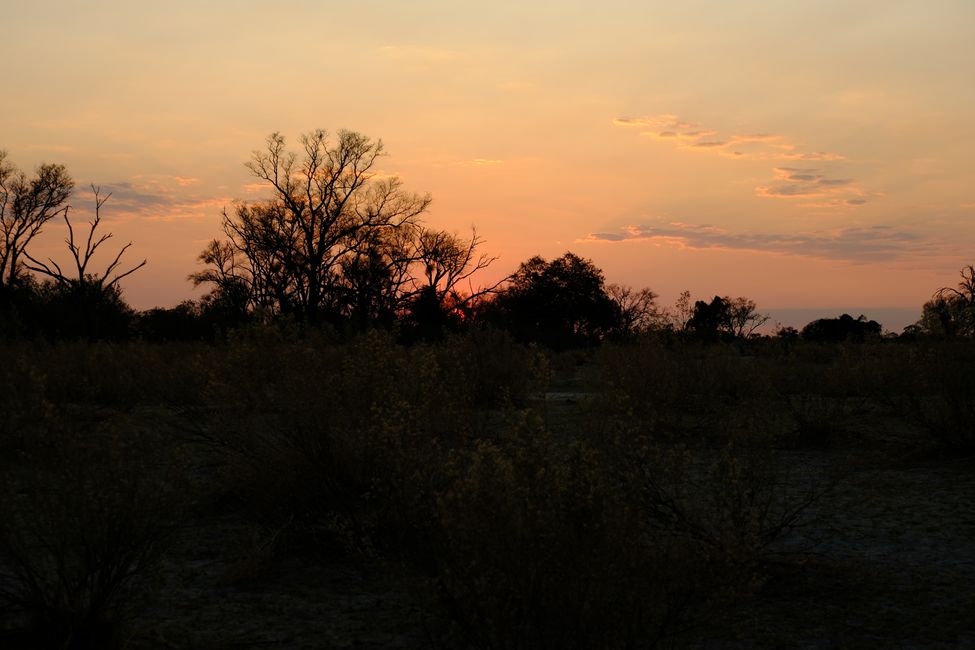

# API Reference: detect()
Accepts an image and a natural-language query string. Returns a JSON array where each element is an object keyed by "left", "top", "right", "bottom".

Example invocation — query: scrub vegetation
[{"left": 2, "top": 137, "right": 974, "bottom": 648}]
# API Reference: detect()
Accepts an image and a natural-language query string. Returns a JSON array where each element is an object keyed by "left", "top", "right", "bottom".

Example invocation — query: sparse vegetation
[{"left": 2, "top": 141, "right": 974, "bottom": 647}]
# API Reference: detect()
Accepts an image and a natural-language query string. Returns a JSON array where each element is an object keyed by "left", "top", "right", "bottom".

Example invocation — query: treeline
[{"left": 2, "top": 135, "right": 974, "bottom": 346}]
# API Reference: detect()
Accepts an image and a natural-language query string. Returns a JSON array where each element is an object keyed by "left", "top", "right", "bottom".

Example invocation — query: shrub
[
  {"left": 0, "top": 422, "right": 186, "bottom": 648},
  {"left": 428, "top": 414, "right": 821, "bottom": 648}
]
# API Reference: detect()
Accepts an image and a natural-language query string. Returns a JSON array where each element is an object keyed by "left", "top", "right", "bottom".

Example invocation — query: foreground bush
[
  {"left": 0, "top": 421, "right": 186, "bottom": 648},
  {"left": 202, "top": 330, "right": 544, "bottom": 551}
]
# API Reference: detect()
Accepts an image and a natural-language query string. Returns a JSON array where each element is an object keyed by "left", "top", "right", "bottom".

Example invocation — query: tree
[
  {"left": 491, "top": 252, "right": 618, "bottom": 349},
  {"left": 406, "top": 227, "right": 507, "bottom": 338},
  {"left": 339, "top": 223, "right": 419, "bottom": 328},
  {"left": 800, "top": 314, "right": 881, "bottom": 343},
  {"left": 685, "top": 296, "right": 730, "bottom": 342},
  {"left": 0, "top": 151, "right": 74, "bottom": 295},
  {"left": 191, "top": 130, "right": 431, "bottom": 323},
  {"left": 606, "top": 284, "right": 660, "bottom": 337},
  {"left": 667, "top": 290, "right": 694, "bottom": 332},
  {"left": 724, "top": 296, "right": 770, "bottom": 338},
  {"left": 24, "top": 186, "right": 145, "bottom": 339},
  {"left": 917, "top": 265, "right": 975, "bottom": 338},
  {"left": 685, "top": 295, "right": 769, "bottom": 341}
]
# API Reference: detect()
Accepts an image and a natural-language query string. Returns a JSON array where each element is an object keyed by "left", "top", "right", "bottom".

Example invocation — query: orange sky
[{"left": 3, "top": 1, "right": 974, "bottom": 330}]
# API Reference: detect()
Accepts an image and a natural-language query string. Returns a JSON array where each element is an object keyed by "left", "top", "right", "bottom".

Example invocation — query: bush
[
  {"left": 870, "top": 343, "right": 975, "bottom": 452},
  {"left": 428, "top": 413, "right": 820, "bottom": 648},
  {"left": 0, "top": 421, "right": 186, "bottom": 648},
  {"left": 431, "top": 414, "right": 703, "bottom": 649}
]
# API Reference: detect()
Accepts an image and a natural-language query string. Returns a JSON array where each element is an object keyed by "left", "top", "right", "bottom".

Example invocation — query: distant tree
[
  {"left": 24, "top": 186, "right": 145, "bottom": 339},
  {"left": 915, "top": 265, "right": 975, "bottom": 338},
  {"left": 137, "top": 301, "right": 209, "bottom": 342},
  {"left": 724, "top": 296, "right": 770, "bottom": 338},
  {"left": 606, "top": 284, "right": 660, "bottom": 337},
  {"left": 685, "top": 295, "right": 769, "bottom": 341},
  {"left": 774, "top": 325, "right": 800, "bottom": 341},
  {"left": 0, "top": 151, "right": 74, "bottom": 296},
  {"left": 800, "top": 314, "right": 881, "bottom": 343},
  {"left": 490, "top": 252, "right": 618, "bottom": 349},
  {"left": 191, "top": 130, "right": 431, "bottom": 324},
  {"left": 406, "top": 227, "right": 506, "bottom": 339},
  {"left": 666, "top": 290, "right": 694, "bottom": 332},
  {"left": 686, "top": 296, "right": 730, "bottom": 342}
]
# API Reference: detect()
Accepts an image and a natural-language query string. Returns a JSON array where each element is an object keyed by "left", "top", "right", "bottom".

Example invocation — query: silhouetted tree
[
  {"left": 724, "top": 296, "right": 770, "bottom": 338},
  {"left": 136, "top": 301, "right": 209, "bottom": 342},
  {"left": 24, "top": 186, "right": 145, "bottom": 339},
  {"left": 192, "top": 130, "right": 431, "bottom": 324},
  {"left": 775, "top": 325, "right": 800, "bottom": 341},
  {"left": 606, "top": 284, "right": 660, "bottom": 338},
  {"left": 800, "top": 314, "right": 881, "bottom": 343},
  {"left": 405, "top": 227, "right": 506, "bottom": 339},
  {"left": 686, "top": 296, "right": 730, "bottom": 342},
  {"left": 685, "top": 295, "right": 768, "bottom": 341},
  {"left": 0, "top": 151, "right": 73, "bottom": 297},
  {"left": 915, "top": 265, "right": 975, "bottom": 338},
  {"left": 490, "top": 252, "right": 618, "bottom": 349},
  {"left": 667, "top": 290, "right": 694, "bottom": 332},
  {"left": 339, "top": 223, "right": 418, "bottom": 329}
]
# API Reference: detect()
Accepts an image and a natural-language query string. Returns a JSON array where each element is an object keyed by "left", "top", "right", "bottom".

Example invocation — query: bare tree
[
  {"left": 413, "top": 227, "right": 506, "bottom": 308},
  {"left": 24, "top": 185, "right": 146, "bottom": 290},
  {"left": 667, "top": 290, "right": 694, "bottom": 332},
  {"left": 194, "top": 130, "right": 431, "bottom": 321},
  {"left": 607, "top": 284, "right": 661, "bottom": 336},
  {"left": 25, "top": 185, "right": 146, "bottom": 290},
  {"left": 723, "top": 296, "right": 770, "bottom": 338},
  {"left": 0, "top": 151, "right": 74, "bottom": 293}
]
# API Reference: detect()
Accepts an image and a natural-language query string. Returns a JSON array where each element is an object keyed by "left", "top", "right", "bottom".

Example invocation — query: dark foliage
[
  {"left": 487, "top": 252, "right": 619, "bottom": 349},
  {"left": 801, "top": 314, "right": 881, "bottom": 343}
]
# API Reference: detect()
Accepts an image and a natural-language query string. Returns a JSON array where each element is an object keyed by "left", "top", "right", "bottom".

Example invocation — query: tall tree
[
  {"left": 0, "top": 151, "right": 73, "bottom": 295},
  {"left": 192, "top": 130, "right": 431, "bottom": 323}
]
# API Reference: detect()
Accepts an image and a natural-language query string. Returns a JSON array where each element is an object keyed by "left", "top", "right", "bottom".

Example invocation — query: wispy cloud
[
  {"left": 615, "top": 113, "right": 864, "bottom": 205},
  {"left": 80, "top": 176, "right": 230, "bottom": 222},
  {"left": 614, "top": 114, "right": 846, "bottom": 162},
  {"left": 756, "top": 167, "right": 864, "bottom": 203},
  {"left": 584, "top": 221, "right": 933, "bottom": 262}
]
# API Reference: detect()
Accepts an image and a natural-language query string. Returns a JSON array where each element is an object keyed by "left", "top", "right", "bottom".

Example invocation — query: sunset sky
[{"left": 4, "top": 1, "right": 974, "bottom": 330}]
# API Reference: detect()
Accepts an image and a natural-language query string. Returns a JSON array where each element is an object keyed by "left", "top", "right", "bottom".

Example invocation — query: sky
[{"left": 3, "top": 0, "right": 974, "bottom": 330}]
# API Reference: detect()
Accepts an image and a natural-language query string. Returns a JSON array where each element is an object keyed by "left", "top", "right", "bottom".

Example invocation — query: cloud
[
  {"left": 584, "top": 221, "right": 931, "bottom": 262},
  {"left": 614, "top": 114, "right": 846, "bottom": 162},
  {"left": 81, "top": 176, "right": 230, "bottom": 222},
  {"left": 242, "top": 182, "right": 270, "bottom": 194},
  {"left": 756, "top": 167, "right": 863, "bottom": 202},
  {"left": 613, "top": 115, "right": 697, "bottom": 130}
]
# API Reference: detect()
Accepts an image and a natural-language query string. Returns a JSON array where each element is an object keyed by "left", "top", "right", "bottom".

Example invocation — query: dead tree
[{"left": 25, "top": 185, "right": 146, "bottom": 291}]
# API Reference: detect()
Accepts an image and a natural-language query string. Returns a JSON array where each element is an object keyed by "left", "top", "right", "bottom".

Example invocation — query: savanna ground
[{"left": 2, "top": 331, "right": 974, "bottom": 648}]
